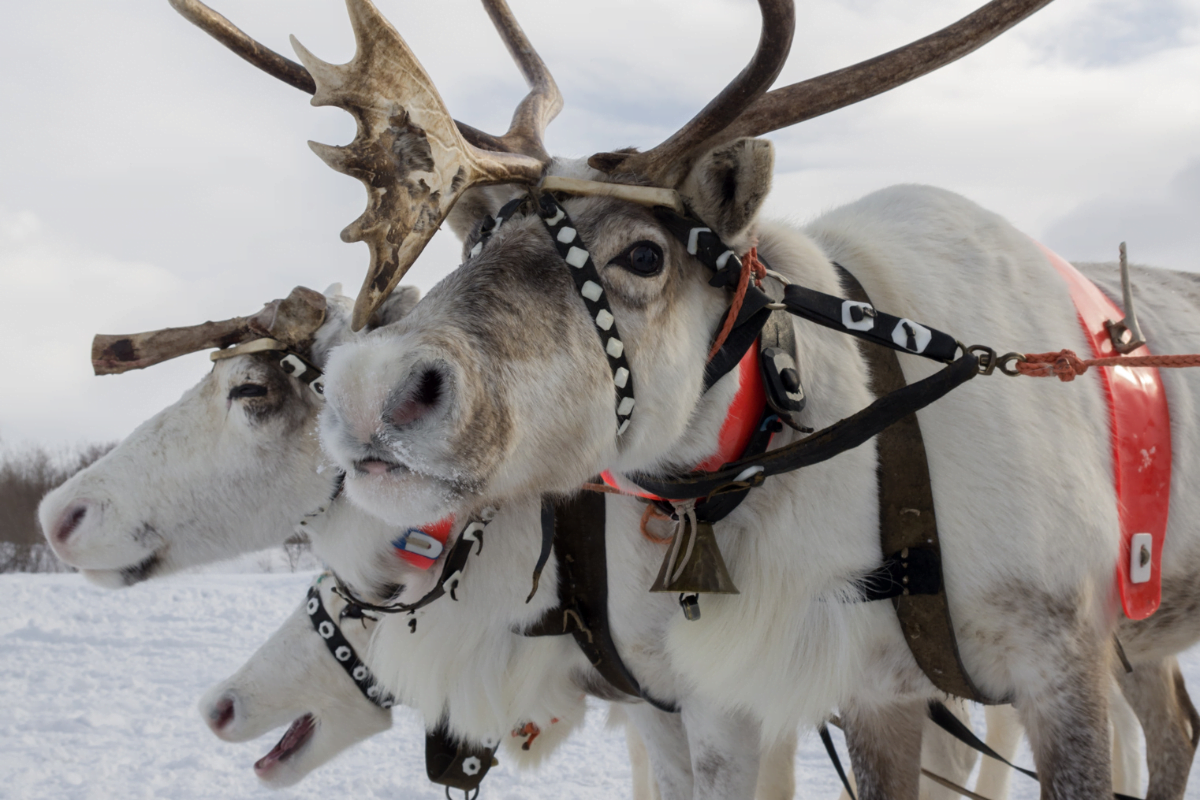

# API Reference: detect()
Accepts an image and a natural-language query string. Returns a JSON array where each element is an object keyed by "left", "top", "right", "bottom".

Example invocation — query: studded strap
[
  {"left": 306, "top": 579, "right": 396, "bottom": 709},
  {"left": 535, "top": 193, "right": 636, "bottom": 436}
]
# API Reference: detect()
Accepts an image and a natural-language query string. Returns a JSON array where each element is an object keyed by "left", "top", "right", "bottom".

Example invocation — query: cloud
[{"left": 1042, "top": 158, "right": 1200, "bottom": 269}]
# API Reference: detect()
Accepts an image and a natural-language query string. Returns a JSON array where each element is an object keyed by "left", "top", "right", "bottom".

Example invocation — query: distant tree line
[{"left": 0, "top": 443, "right": 114, "bottom": 573}]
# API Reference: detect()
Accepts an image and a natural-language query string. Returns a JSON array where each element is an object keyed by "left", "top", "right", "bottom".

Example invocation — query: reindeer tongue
[{"left": 254, "top": 714, "right": 316, "bottom": 775}]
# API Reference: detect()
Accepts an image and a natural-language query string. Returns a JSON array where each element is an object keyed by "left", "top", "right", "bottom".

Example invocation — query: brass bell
[{"left": 649, "top": 519, "right": 739, "bottom": 597}]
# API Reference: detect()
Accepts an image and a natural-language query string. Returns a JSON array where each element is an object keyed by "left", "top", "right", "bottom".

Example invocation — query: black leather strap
[
  {"left": 523, "top": 493, "right": 678, "bottom": 714},
  {"left": 626, "top": 353, "right": 978, "bottom": 500},
  {"left": 835, "top": 264, "right": 996, "bottom": 705},
  {"left": 305, "top": 581, "right": 395, "bottom": 709},
  {"left": 425, "top": 720, "right": 499, "bottom": 793}
]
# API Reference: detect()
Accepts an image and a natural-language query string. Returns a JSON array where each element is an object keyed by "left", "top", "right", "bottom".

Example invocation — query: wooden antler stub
[{"left": 91, "top": 286, "right": 327, "bottom": 376}]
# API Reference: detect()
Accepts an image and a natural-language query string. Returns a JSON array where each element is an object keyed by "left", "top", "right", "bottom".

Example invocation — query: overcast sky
[{"left": 2, "top": 0, "right": 1198, "bottom": 452}]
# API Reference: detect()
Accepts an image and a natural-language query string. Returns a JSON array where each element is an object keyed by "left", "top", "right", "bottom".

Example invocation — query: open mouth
[
  {"left": 254, "top": 713, "right": 316, "bottom": 776},
  {"left": 118, "top": 551, "right": 161, "bottom": 585}
]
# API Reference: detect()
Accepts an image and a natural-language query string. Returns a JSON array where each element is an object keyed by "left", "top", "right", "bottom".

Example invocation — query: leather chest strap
[
  {"left": 524, "top": 492, "right": 678, "bottom": 714},
  {"left": 835, "top": 263, "right": 997, "bottom": 705}
]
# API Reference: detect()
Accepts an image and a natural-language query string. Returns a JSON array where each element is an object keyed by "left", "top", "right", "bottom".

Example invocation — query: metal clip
[
  {"left": 1104, "top": 242, "right": 1147, "bottom": 355},
  {"left": 966, "top": 345, "right": 998, "bottom": 375}
]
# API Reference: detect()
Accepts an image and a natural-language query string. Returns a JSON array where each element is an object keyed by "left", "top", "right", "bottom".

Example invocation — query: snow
[{"left": 1, "top": 571, "right": 1198, "bottom": 799}]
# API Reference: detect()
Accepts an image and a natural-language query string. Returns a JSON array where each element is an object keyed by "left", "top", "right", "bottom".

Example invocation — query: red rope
[
  {"left": 707, "top": 248, "right": 766, "bottom": 362},
  {"left": 1016, "top": 349, "right": 1200, "bottom": 382},
  {"left": 640, "top": 503, "right": 674, "bottom": 544}
]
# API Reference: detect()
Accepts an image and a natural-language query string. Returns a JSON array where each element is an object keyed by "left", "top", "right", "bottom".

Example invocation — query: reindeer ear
[
  {"left": 677, "top": 138, "right": 773, "bottom": 247},
  {"left": 446, "top": 185, "right": 527, "bottom": 246},
  {"left": 370, "top": 285, "right": 421, "bottom": 329}
]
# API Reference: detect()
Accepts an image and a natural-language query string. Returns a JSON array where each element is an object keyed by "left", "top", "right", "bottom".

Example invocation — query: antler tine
[
  {"left": 168, "top": 0, "right": 316, "bottom": 94},
  {"left": 481, "top": 0, "right": 564, "bottom": 161},
  {"left": 593, "top": 0, "right": 796, "bottom": 187},
  {"left": 721, "top": 0, "right": 1055, "bottom": 141},
  {"left": 167, "top": 0, "right": 517, "bottom": 153}
]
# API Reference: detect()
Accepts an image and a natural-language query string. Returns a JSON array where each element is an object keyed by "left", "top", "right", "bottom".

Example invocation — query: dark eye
[
  {"left": 611, "top": 241, "right": 663, "bottom": 277},
  {"left": 228, "top": 383, "right": 269, "bottom": 400}
]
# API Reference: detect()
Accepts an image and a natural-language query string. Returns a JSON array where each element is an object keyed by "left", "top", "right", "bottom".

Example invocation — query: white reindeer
[
  {"left": 40, "top": 272, "right": 1000, "bottom": 798},
  {"left": 234, "top": 0, "right": 1200, "bottom": 797}
]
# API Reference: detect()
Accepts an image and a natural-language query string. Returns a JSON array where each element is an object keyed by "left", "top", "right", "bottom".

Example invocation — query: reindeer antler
[
  {"left": 92, "top": 287, "right": 326, "bottom": 375},
  {"left": 167, "top": 0, "right": 523, "bottom": 154},
  {"left": 722, "top": 0, "right": 1055, "bottom": 142},
  {"left": 593, "top": 0, "right": 1054, "bottom": 182},
  {"left": 292, "top": 0, "right": 559, "bottom": 330},
  {"left": 594, "top": 0, "right": 796, "bottom": 187}
]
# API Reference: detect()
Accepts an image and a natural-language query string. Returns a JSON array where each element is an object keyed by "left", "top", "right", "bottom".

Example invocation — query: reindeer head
[
  {"left": 168, "top": 0, "right": 1054, "bottom": 523},
  {"left": 198, "top": 576, "right": 393, "bottom": 788},
  {"left": 38, "top": 283, "right": 419, "bottom": 586}
]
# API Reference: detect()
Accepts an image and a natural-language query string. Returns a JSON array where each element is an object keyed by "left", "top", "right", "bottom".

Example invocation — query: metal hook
[{"left": 1104, "top": 242, "right": 1147, "bottom": 354}]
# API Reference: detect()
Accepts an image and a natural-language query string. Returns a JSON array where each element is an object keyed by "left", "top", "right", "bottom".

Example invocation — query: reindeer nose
[
  {"left": 388, "top": 366, "right": 445, "bottom": 428},
  {"left": 52, "top": 501, "right": 92, "bottom": 544},
  {"left": 207, "top": 694, "right": 237, "bottom": 733}
]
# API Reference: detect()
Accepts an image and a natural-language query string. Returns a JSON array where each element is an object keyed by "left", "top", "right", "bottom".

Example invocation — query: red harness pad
[{"left": 1038, "top": 244, "right": 1171, "bottom": 619}]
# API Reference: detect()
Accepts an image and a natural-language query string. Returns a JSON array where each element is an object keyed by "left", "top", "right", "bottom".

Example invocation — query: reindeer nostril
[
  {"left": 54, "top": 503, "right": 90, "bottom": 544},
  {"left": 211, "top": 696, "right": 236, "bottom": 731},
  {"left": 390, "top": 367, "right": 444, "bottom": 427}
]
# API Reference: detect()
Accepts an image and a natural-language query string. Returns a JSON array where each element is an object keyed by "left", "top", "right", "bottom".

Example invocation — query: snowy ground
[{"left": 2, "top": 571, "right": 1198, "bottom": 800}]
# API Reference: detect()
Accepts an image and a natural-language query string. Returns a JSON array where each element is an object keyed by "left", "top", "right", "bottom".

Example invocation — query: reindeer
[
  {"left": 173, "top": 0, "right": 1198, "bottom": 797},
  {"left": 46, "top": 1, "right": 1200, "bottom": 796}
]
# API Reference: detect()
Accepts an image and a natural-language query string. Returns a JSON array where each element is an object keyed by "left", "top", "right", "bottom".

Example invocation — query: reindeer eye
[
  {"left": 611, "top": 241, "right": 663, "bottom": 277},
  {"left": 229, "top": 383, "right": 269, "bottom": 399}
]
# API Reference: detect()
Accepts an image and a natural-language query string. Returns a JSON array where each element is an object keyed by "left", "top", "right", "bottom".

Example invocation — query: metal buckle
[{"left": 966, "top": 345, "right": 997, "bottom": 375}]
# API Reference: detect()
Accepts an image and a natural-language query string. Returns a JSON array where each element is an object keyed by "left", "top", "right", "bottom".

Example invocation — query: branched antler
[{"left": 292, "top": 0, "right": 557, "bottom": 330}]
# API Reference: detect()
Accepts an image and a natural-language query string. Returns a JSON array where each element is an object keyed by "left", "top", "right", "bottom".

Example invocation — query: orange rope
[
  {"left": 1015, "top": 349, "right": 1200, "bottom": 382},
  {"left": 513, "top": 721, "right": 542, "bottom": 751},
  {"left": 640, "top": 503, "right": 674, "bottom": 544},
  {"left": 707, "top": 247, "right": 766, "bottom": 361}
]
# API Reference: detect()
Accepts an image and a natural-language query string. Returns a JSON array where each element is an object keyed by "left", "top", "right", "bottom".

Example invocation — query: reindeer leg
[
  {"left": 974, "top": 705, "right": 1023, "bottom": 799},
  {"left": 1108, "top": 678, "right": 1142, "bottom": 797},
  {"left": 919, "top": 699, "right": 979, "bottom": 800},
  {"left": 1016, "top": 623, "right": 1113, "bottom": 800},
  {"left": 624, "top": 704, "right": 694, "bottom": 800},
  {"left": 680, "top": 703, "right": 762, "bottom": 800},
  {"left": 1116, "top": 656, "right": 1197, "bottom": 800},
  {"left": 841, "top": 698, "right": 925, "bottom": 800},
  {"left": 624, "top": 719, "right": 664, "bottom": 800},
  {"left": 754, "top": 728, "right": 797, "bottom": 800}
]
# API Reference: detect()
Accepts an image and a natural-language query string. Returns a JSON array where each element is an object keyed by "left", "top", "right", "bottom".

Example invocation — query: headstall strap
[
  {"left": 535, "top": 193, "right": 637, "bottom": 435},
  {"left": 468, "top": 193, "right": 637, "bottom": 436},
  {"left": 212, "top": 337, "right": 327, "bottom": 398},
  {"left": 305, "top": 577, "right": 396, "bottom": 709},
  {"left": 522, "top": 492, "right": 678, "bottom": 714},
  {"left": 832, "top": 264, "right": 999, "bottom": 705}
]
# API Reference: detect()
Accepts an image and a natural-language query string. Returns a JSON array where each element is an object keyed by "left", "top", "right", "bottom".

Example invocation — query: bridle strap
[
  {"left": 305, "top": 579, "right": 396, "bottom": 709},
  {"left": 535, "top": 193, "right": 637, "bottom": 435}
]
